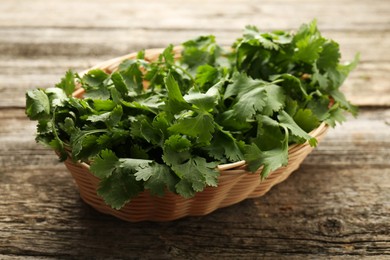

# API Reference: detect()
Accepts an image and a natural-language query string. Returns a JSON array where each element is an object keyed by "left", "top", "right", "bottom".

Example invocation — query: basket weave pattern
[{"left": 65, "top": 48, "right": 329, "bottom": 222}]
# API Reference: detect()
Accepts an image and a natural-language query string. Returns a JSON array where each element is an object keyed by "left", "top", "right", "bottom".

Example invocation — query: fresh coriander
[{"left": 26, "top": 21, "right": 358, "bottom": 209}]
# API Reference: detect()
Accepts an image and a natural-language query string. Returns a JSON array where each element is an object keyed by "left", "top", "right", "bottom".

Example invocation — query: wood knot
[{"left": 318, "top": 218, "right": 344, "bottom": 236}]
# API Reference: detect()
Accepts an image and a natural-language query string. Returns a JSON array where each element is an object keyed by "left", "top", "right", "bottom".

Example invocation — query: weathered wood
[
  {"left": 1, "top": 0, "right": 389, "bottom": 31},
  {"left": 0, "top": 108, "right": 389, "bottom": 258},
  {"left": 0, "top": 0, "right": 389, "bottom": 108},
  {"left": 2, "top": 59, "right": 388, "bottom": 108},
  {"left": 1, "top": 0, "right": 389, "bottom": 258}
]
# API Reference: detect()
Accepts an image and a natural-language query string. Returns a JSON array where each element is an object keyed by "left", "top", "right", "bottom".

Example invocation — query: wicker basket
[{"left": 65, "top": 48, "right": 329, "bottom": 222}]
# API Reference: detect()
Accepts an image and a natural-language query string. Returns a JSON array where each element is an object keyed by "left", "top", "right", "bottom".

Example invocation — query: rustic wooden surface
[{"left": 1, "top": 0, "right": 389, "bottom": 259}]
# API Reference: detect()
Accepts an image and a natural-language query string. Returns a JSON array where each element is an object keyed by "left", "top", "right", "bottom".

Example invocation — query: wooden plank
[
  {"left": 1, "top": 0, "right": 389, "bottom": 258},
  {"left": 0, "top": 30, "right": 389, "bottom": 107},
  {"left": 1, "top": 0, "right": 389, "bottom": 108},
  {"left": 0, "top": 108, "right": 389, "bottom": 258},
  {"left": 0, "top": 0, "right": 389, "bottom": 31},
  {"left": 0, "top": 29, "right": 386, "bottom": 61}
]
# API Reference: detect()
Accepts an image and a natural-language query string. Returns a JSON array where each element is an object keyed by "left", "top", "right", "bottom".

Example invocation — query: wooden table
[{"left": 1, "top": 0, "right": 389, "bottom": 258}]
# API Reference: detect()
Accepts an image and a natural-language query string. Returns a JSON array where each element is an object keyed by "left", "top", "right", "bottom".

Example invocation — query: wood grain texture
[
  {"left": 0, "top": 0, "right": 389, "bottom": 107},
  {"left": 0, "top": 109, "right": 389, "bottom": 258},
  {"left": 1, "top": 0, "right": 389, "bottom": 258}
]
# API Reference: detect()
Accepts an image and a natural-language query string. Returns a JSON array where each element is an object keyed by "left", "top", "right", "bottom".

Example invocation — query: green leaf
[
  {"left": 129, "top": 144, "right": 149, "bottom": 160},
  {"left": 25, "top": 89, "right": 51, "bottom": 120},
  {"left": 37, "top": 119, "right": 52, "bottom": 135},
  {"left": 164, "top": 134, "right": 192, "bottom": 151},
  {"left": 97, "top": 169, "right": 142, "bottom": 210},
  {"left": 252, "top": 115, "right": 284, "bottom": 151},
  {"left": 111, "top": 72, "right": 129, "bottom": 97},
  {"left": 107, "top": 105, "right": 123, "bottom": 128},
  {"left": 87, "top": 105, "right": 123, "bottom": 129},
  {"left": 135, "top": 163, "right": 177, "bottom": 196},
  {"left": 55, "top": 70, "right": 76, "bottom": 96},
  {"left": 195, "top": 64, "right": 218, "bottom": 88},
  {"left": 224, "top": 73, "right": 285, "bottom": 118},
  {"left": 181, "top": 35, "right": 219, "bottom": 70},
  {"left": 206, "top": 129, "right": 244, "bottom": 162},
  {"left": 270, "top": 74, "right": 308, "bottom": 99},
  {"left": 244, "top": 130, "right": 289, "bottom": 178},
  {"left": 173, "top": 157, "right": 219, "bottom": 197},
  {"left": 293, "top": 108, "right": 320, "bottom": 132},
  {"left": 317, "top": 40, "right": 340, "bottom": 70},
  {"left": 46, "top": 88, "right": 68, "bottom": 108},
  {"left": 162, "top": 134, "right": 192, "bottom": 166},
  {"left": 306, "top": 96, "right": 331, "bottom": 121},
  {"left": 87, "top": 112, "right": 110, "bottom": 124},
  {"left": 278, "top": 110, "right": 317, "bottom": 146},
  {"left": 83, "top": 69, "right": 109, "bottom": 87},
  {"left": 325, "top": 103, "right": 347, "bottom": 127},
  {"left": 62, "top": 117, "right": 77, "bottom": 136},
  {"left": 164, "top": 72, "right": 191, "bottom": 113},
  {"left": 224, "top": 72, "right": 265, "bottom": 100},
  {"left": 161, "top": 44, "right": 175, "bottom": 64},
  {"left": 130, "top": 115, "right": 162, "bottom": 145},
  {"left": 81, "top": 70, "right": 111, "bottom": 99},
  {"left": 329, "top": 89, "right": 358, "bottom": 117},
  {"left": 90, "top": 149, "right": 119, "bottom": 179},
  {"left": 242, "top": 25, "right": 280, "bottom": 50},
  {"left": 293, "top": 20, "right": 326, "bottom": 64},
  {"left": 120, "top": 62, "right": 144, "bottom": 94},
  {"left": 262, "top": 84, "right": 286, "bottom": 116},
  {"left": 169, "top": 112, "right": 215, "bottom": 144},
  {"left": 121, "top": 100, "right": 157, "bottom": 114},
  {"left": 93, "top": 99, "right": 116, "bottom": 111},
  {"left": 70, "top": 129, "right": 107, "bottom": 160},
  {"left": 175, "top": 179, "right": 195, "bottom": 198},
  {"left": 183, "top": 89, "right": 217, "bottom": 111}
]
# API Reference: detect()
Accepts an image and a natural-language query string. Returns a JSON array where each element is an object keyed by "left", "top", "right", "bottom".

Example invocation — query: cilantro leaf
[
  {"left": 93, "top": 99, "right": 116, "bottom": 111},
  {"left": 293, "top": 108, "right": 320, "bottom": 132},
  {"left": 25, "top": 21, "right": 359, "bottom": 209},
  {"left": 164, "top": 72, "right": 191, "bottom": 113},
  {"left": 244, "top": 129, "right": 289, "bottom": 178},
  {"left": 292, "top": 20, "right": 326, "bottom": 64},
  {"left": 181, "top": 35, "right": 220, "bottom": 70},
  {"left": 168, "top": 112, "right": 215, "bottom": 144},
  {"left": 55, "top": 70, "right": 76, "bottom": 96},
  {"left": 183, "top": 89, "right": 218, "bottom": 111},
  {"left": 46, "top": 88, "right": 68, "bottom": 108},
  {"left": 162, "top": 134, "right": 192, "bottom": 166},
  {"left": 82, "top": 69, "right": 110, "bottom": 99},
  {"left": 206, "top": 128, "right": 244, "bottom": 162},
  {"left": 329, "top": 89, "right": 358, "bottom": 117},
  {"left": 90, "top": 149, "right": 119, "bottom": 178},
  {"left": 110, "top": 72, "right": 130, "bottom": 97},
  {"left": 252, "top": 115, "right": 284, "bottom": 151},
  {"left": 317, "top": 40, "right": 341, "bottom": 70},
  {"left": 26, "top": 89, "right": 51, "bottom": 120},
  {"left": 224, "top": 73, "right": 285, "bottom": 119},
  {"left": 242, "top": 25, "right": 280, "bottom": 50},
  {"left": 173, "top": 157, "right": 219, "bottom": 197},
  {"left": 97, "top": 169, "right": 142, "bottom": 210},
  {"left": 135, "top": 162, "right": 177, "bottom": 196},
  {"left": 120, "top": 62, "right": 144, "bottom": 94},
  {"left": 278, "top": 110, "right": 317, "bottom": 146},
  {"left": 195, "top": 64, "right": 219, "bottom": 89}
]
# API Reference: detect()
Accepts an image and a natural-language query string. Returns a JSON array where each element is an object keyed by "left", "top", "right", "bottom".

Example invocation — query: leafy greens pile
[{"left": 26, "top": 21, "right": 358, "bottom": 209}]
